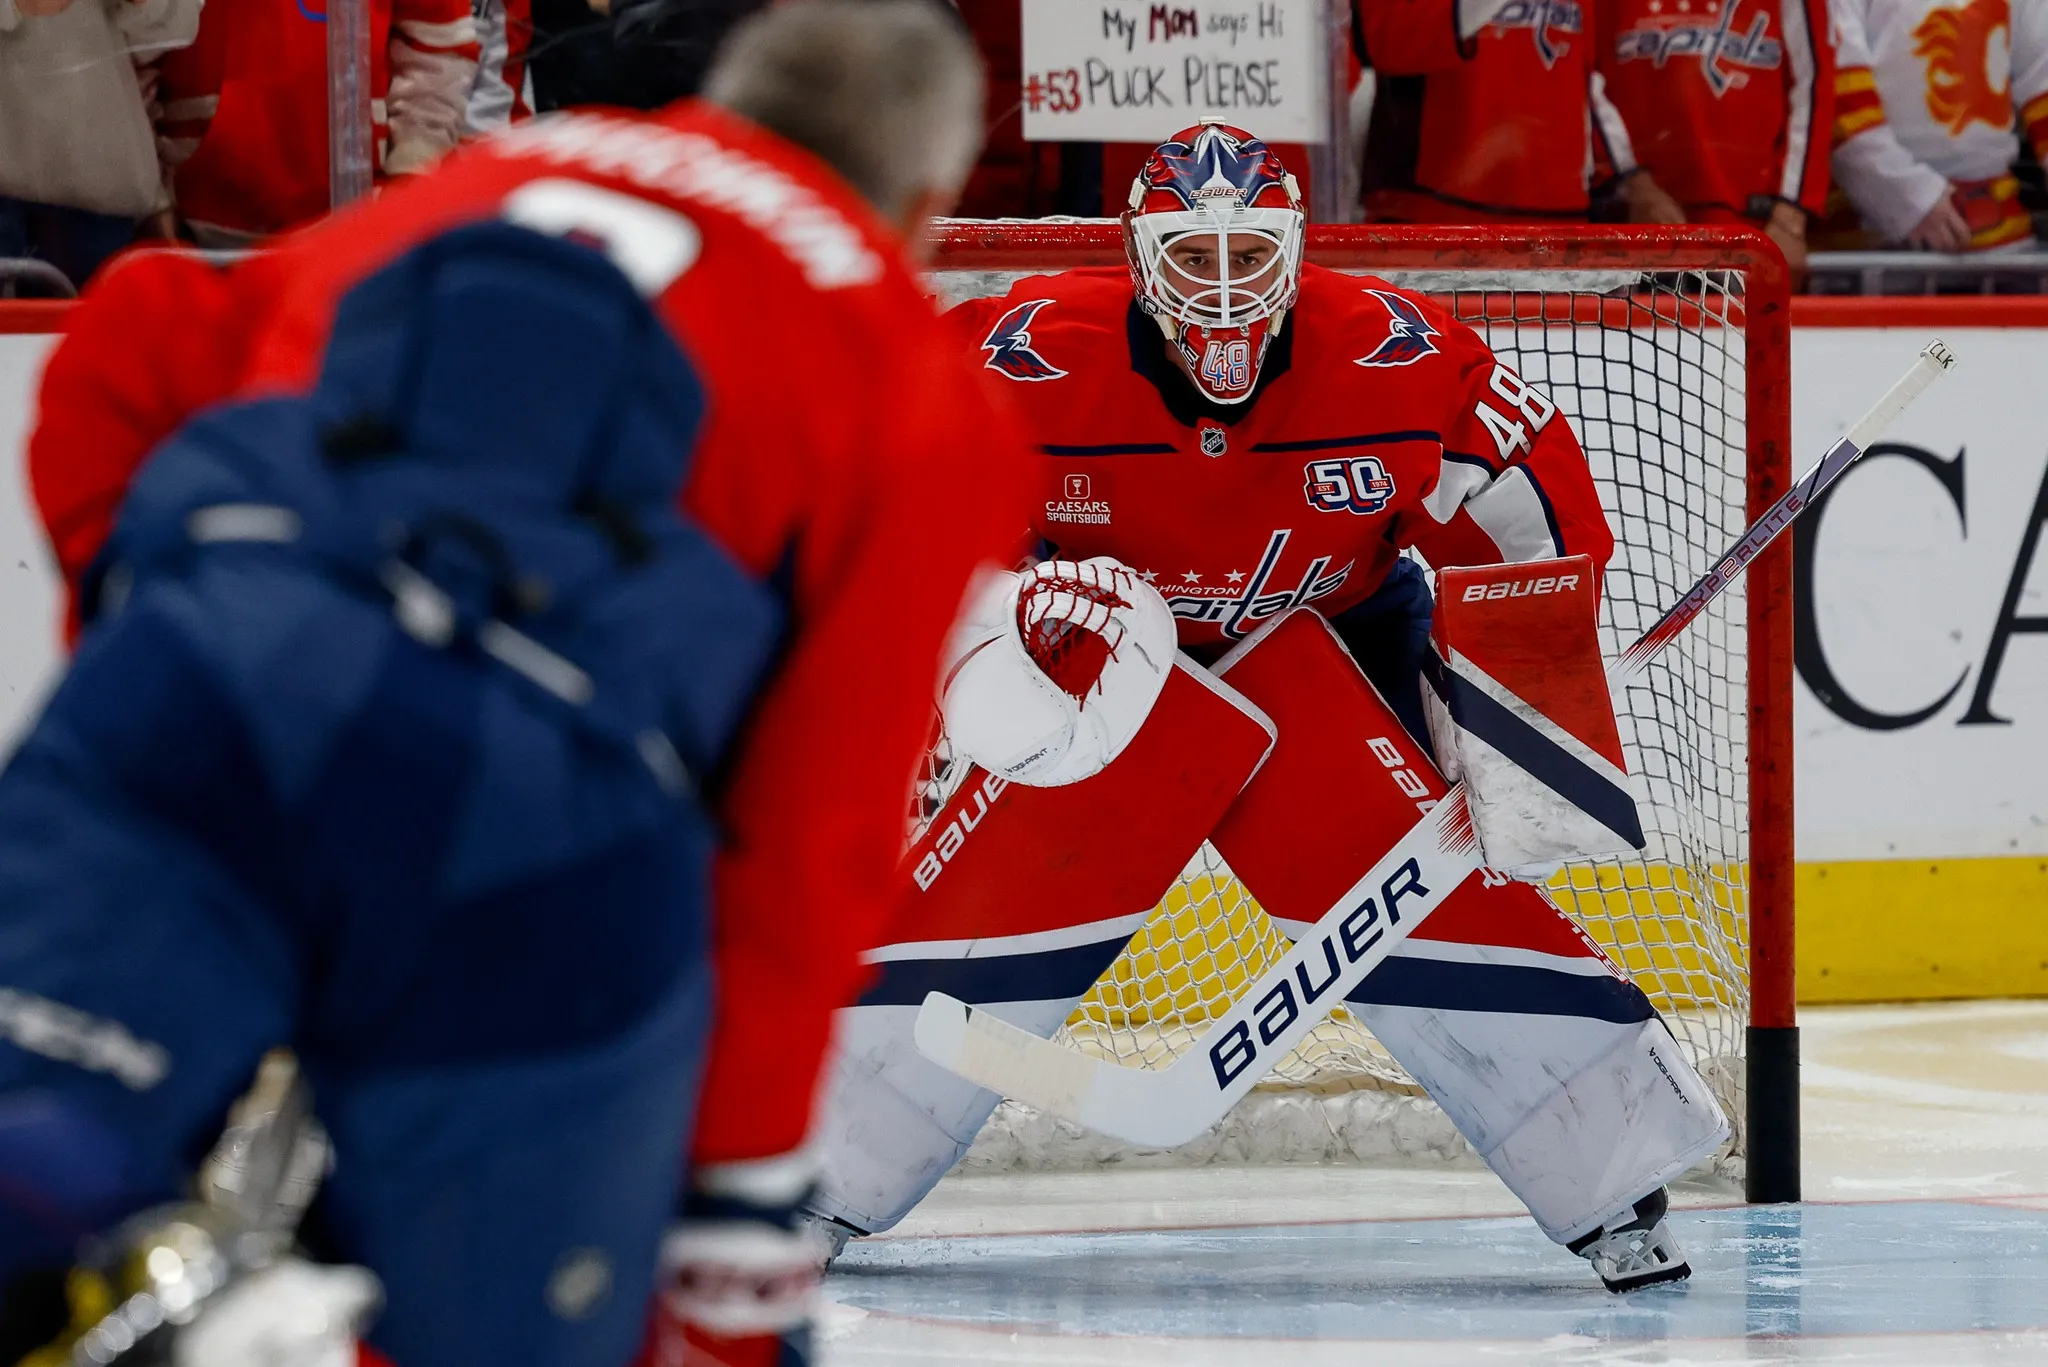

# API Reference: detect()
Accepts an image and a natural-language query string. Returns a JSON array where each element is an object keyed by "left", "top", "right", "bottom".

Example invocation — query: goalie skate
[
  {"left": 797, "top": 1209, "right": 865, "bottom": 1264},
  {"left": 1569, "top": 1188, "right": 1691, "bottom": 1293}
]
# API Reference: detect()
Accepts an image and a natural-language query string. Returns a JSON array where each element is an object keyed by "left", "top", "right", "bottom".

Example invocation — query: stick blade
[
  {"left": 910, "top": 990, "right": 974, "bottom": 1071},
  {"left": 913, "top": 993, "right": 1219, "bottom": 1147},
  {"left": 913, "top": 992, "right": 1105, "bottom": 1123}
]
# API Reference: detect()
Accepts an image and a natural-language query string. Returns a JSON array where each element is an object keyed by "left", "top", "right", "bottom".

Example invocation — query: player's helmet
[{"left": 1123, "top": 120, "right": 1305, "bottom": 405}]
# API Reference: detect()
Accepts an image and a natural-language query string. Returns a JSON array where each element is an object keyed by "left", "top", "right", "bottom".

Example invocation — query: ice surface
[{"left": 818, "top": 1000, "right": 2048, "bottom": 1365}]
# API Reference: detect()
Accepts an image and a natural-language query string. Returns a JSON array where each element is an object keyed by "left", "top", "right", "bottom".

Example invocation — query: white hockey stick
[{"left": 915, "top": 340, "right": 1955, "bottom": 1150}]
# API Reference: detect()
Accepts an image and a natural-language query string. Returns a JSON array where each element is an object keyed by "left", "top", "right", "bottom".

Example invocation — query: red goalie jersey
[{"left": 950, "top": 263, "right": 1615, "bottom": 649}]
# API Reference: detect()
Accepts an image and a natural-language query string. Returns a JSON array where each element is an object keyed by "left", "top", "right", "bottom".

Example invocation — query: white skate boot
[{"left": 1568, "top": 1187, "right": 1692, "bottom": 1292}]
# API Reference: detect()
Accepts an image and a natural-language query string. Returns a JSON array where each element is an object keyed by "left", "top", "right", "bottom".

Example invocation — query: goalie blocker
[{"left": 1423, "top": 556, "right": 1645, "bottom": 879}]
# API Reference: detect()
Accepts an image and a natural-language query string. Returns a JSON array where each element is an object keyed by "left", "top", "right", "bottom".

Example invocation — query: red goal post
[{"left": 927, "top": 221, "right": 1798, "bottom": 1203}]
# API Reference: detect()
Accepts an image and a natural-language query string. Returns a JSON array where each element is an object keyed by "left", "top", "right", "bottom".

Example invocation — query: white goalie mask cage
[{"left": 1122, "top": 122, "right": 1307, "bottom": 341}]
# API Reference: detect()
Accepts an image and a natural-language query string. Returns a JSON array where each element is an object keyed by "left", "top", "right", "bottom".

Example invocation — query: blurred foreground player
[
  {"left": 805, "top": 122, "right": 1728, "bottom": 1292},
  {"left": 0, "top": 5, "right": 1028, "bottom": 1365}
]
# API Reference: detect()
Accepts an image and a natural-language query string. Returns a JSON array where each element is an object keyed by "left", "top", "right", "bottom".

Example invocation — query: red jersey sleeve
[
  {"left": 683, "top": 326, "right": 1035, "bottom": 1170},
  {"left": 1397, "top": 294, "right": 1615, "bottom": 576},
  {"left": 943, "top": 276, "right": 1081, "bottom": 368},
  {"left": 947, "top": 289, "right": 1010, "bottom": 340},
  {"left": 1783, "top": 0, "right": 1835, "bottom": 216},
  {"left": 385, "top": 0, "right": 481, "bottom": 174},
  {"left": 28, "top": 250, "right": 282, "bottom": 639}
]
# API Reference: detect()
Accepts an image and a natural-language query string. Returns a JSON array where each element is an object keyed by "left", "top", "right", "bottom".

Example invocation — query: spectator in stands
[
  {"left": 1829, "top": 0, "right": 2047, "bottom": 252},
  {"left": 156, "top": 0, "right": 479, "bottom": 248},
  {"left": 909, "top": 0, "right": 1291, "bottom": 218},
  {"left": 524, "top": 0, "right": 616, "bottom": 109},
  {"left": 525, "top": 0, "right": 767, "bottom": 112},
  {"left": 1596, "top": 0, "right": 1835, "bottom": 275},
  {"left": 953, "top": 0, "right": 1101, "bottom": 217},
  {"left": 0, "top": 0, "right": 199, "bottom": 291},
  {"left": 466, "top": 0, "right": 534, "bottom": 134},
  {"left": 1354, "top": 0, "right": 1686, "bottom": 225}
]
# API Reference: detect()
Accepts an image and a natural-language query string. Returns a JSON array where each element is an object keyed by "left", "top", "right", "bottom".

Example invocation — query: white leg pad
[
  {"left": 1362, "top": 1002, "right": 1729, "bottom": 1243},
  {"left": 809, "top": 999, "right": 1070, "bottom": 1235}
]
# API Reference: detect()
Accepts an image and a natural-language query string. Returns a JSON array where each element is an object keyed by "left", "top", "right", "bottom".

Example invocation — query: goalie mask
[{"left": 1124, "top": 120, "right": 1305, "bottom": 405}]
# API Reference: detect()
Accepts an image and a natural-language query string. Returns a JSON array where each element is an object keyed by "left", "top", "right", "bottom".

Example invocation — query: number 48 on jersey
[{"left": 1474, "top": 364, "right": 1557, "bottom": 460}]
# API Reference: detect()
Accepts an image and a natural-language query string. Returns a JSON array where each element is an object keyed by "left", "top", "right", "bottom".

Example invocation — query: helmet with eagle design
[{"left": 1123, "top": 119, "right": 1305, "bottom": 405}]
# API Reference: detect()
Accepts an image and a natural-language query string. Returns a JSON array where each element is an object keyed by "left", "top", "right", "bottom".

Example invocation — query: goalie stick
[{"left": 914, "top": 340, "right": 1956, "bottom": 1150}]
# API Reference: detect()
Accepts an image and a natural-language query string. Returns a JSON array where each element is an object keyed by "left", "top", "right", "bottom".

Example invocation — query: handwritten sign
[{"left": 1020, "top": 0, "right": 1326, "bottom": 144}]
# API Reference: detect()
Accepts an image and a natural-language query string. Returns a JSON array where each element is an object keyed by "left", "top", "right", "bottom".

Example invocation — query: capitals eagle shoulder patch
[
  {"left": 981, "top": 298, "right": 1067, "bottom": 381},
  {"left": 1355, "top": 289, "right": 1441, "bottom": 368}
]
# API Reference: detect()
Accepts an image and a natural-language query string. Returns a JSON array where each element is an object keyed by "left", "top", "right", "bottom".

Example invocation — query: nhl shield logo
[{"left": 1199, "top": 425, "right": 1228, "bottom": 458}]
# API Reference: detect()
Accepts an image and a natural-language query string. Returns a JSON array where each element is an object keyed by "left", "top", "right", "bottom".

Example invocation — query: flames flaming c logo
[{"left": 1914, "top": 0, "right": 2012, "bottom": 135}]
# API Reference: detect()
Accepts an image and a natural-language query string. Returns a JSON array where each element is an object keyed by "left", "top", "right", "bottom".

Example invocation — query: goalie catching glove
[
  {"left": 939, "top": 557, "right": 1175, "bottom": 786},
  {"left": 1422, "top": 555, "right": 1646, "bottom": 878}
]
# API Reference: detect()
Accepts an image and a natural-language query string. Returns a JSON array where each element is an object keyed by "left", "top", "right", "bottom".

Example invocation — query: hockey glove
[
  {"left": 939, "top": 557, "right": 1175, "bottom": 786},
  {"left": 642, "top": 1153, "right": 826, "bottom": 1367},
  {"left": 1421, "top": 557, "right": 1645, "bottom": 878}
]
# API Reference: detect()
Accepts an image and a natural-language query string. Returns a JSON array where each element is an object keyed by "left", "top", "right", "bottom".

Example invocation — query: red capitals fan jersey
[
  {"left": 1596, "top": 0, "right": 1834, "bottom": 221},
  {"left": 949, "top": 264, "right": 1615, "bottom": 652},
  {"left": 1357, "top": 0, "right": 1634, "bottom": 220},
  {"left": 157, "top": 0, "right": 481, "bottom": 244},
  {"left": 31, "top": 102, "right": 1034, "bottom": 1175}
]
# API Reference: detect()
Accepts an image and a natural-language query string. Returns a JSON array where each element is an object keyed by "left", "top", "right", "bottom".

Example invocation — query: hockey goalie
[{"left": 802, "top": 120, "right": 1731, "bottom": 1292}]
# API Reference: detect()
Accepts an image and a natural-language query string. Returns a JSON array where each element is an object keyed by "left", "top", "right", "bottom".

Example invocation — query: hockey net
[{"left": 918, "top": 223, "right": 1794, "bottom": 1181}]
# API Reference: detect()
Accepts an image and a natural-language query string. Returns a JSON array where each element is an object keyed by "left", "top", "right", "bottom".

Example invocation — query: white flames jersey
[{"left": 1830, "top": 0, "right": 2048, "bottom": 245}]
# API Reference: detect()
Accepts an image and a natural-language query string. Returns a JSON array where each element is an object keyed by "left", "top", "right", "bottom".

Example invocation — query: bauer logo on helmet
[{"left": 1141, "top": 128, "right": 1294, "bottom": 210}]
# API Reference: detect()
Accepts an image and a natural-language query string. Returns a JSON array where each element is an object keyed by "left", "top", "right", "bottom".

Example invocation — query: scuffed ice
[
  {"left": 963, "top": 1086, "right": 1481, "bottom": 1171},
  {"left": 824, "top": 1001, "right": 2048, "bottom": 1365}
]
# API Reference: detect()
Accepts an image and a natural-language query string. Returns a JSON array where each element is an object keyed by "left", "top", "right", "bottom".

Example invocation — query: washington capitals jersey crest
[
  {"left": 980, "top": 298, "right": 1068, "bottom": 381},
  {"left": 1356, "top": 289, "right": 1442, "bottom": 367},
  {"left": 1599, "top": 0, "right": 1833, "bottom": 223},
  {"left": 1491, "top": 0, "right": 1584, "bottom": 68},
  {"left": 946, "top": 265, "right": 1615, "bottom": 651}
]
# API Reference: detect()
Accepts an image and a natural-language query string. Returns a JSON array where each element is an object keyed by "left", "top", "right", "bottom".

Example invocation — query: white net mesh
[{"left": 925, "top": 246, "right": 1755, "bottom": 1175}]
